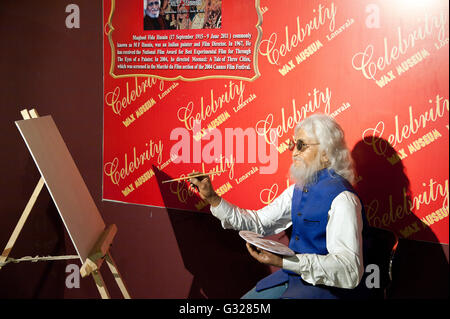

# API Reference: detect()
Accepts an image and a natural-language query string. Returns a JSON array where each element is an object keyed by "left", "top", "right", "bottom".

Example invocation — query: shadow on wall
[
  {"left": 351, "top": 136, "right": 449, "bottom": 299},
  {"left": 153, "top": 166, "right": 271, "bottom": 299}
]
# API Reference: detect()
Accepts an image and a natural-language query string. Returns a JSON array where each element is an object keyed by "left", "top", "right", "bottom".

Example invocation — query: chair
[{"left": 362, "top": 226, "right": 399, "bottom": 299}]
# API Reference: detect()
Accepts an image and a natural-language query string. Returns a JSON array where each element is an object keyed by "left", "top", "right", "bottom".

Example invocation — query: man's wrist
[{"left": 207, "top": 193, "right": 221, "bottom": 207}]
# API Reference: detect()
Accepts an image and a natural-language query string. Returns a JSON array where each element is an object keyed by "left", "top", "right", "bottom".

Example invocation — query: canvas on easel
[{"left": 0, "top": 109, "right": 130, "bottom": 299}]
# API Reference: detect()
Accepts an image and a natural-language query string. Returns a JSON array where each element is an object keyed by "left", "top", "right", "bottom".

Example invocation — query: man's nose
[{"left": 292, "top": 147, "right": 301, "bottom": 157}]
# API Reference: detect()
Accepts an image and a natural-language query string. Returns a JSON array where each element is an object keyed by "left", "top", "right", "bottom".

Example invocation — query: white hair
[{"left": 295, "top": 114, "right": 355, "bottom": 184}]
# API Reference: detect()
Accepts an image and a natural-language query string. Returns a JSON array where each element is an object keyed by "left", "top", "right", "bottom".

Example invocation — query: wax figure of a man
[{"left": 190, "top": 114, "right": 370, "bottom": 299}]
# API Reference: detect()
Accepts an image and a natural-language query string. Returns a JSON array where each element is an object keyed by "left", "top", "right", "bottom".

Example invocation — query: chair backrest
[{"left": 362, "top": 226, "right": 399, "bottom": 298}]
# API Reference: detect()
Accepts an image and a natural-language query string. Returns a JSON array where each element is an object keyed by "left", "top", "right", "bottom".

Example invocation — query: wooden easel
[{"left": 0, "top": 108, "right": 130, "bottom": 299}]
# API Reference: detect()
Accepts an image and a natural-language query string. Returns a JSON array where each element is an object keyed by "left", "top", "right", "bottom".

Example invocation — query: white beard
[
  {"left": 146, "top": 8, "right": 160, "bottom": 18},
  {"left": 289, "top": 154, "right": 323, "bottom": 187}
]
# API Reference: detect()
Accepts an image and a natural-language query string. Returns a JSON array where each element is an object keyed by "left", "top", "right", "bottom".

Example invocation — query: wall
[{"left": 0, "top": 0, "right": 448, "bottom": 299}]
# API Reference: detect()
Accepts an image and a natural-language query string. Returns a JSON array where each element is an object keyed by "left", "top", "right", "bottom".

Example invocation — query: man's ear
[{"left": 321, "top": 151, "right": 330, "bottom": 166}]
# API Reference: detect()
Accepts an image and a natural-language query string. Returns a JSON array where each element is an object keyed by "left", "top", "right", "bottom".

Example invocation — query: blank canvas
[{"left": 16, "top": 115, "right": 105, "bottom": 262}]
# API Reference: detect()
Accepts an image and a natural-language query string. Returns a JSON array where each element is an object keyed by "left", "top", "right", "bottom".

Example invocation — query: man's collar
[
  {"left": 294, "top": 168, "right": 335, "bottom": 189},
  {"left": 309, "top": 168, "right": 336, "bottom": 185},
  {"left": 316, "top": 168, "right": 334, "bottom": 180}
]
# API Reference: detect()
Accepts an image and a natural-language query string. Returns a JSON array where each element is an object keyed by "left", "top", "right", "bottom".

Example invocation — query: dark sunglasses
[
  {"left": 148, "top": 1, "right": 159, "bottom": 6},
  {"left": 288, "top": 138, "right": 320, "bottom": 152}
]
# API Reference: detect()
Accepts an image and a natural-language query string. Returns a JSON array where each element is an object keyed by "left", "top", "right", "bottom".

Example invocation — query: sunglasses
[
  {"left": 148, "top": 1, "right": 159, "bottom": 7},
  {"left": 288, "top": 139, "right": 320, "bottom": 152}
]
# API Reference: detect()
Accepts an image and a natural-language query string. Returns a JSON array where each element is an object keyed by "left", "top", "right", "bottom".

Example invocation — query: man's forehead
[
  {"left": 295, "top": 128, "right": 308, "bottom": 139},
  {"left": 295, "top": 128, "right": 317, "bottom": 142}
]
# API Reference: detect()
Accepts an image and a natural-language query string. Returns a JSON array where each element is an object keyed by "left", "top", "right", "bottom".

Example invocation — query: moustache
[{"left": 292, "top": 155, "right": 304, "bottom": 162}]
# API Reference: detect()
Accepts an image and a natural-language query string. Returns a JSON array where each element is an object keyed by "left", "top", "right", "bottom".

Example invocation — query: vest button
[
  {"left": 303, "top": 188, "right": 308, "bottom": 193},
  {"left": 295, "top": 236, "right": 299, "bottom": 240},
  {"left": 297, "top": 212, "right": 302, "bottom": 216}
]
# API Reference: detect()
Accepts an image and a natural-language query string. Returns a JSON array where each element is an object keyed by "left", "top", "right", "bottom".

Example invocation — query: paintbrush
[{"left": 162, "top": 170, "right": 227, "bottom": 184}]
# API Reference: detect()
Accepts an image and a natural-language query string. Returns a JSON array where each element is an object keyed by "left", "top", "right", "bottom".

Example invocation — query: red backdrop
[{"left": 103, "top": 0, "right": 449, "bottom": 244}]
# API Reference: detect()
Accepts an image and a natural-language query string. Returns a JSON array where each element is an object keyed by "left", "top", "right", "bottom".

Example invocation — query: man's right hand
[{"left": 189, "top": 172, "right": 221, "bottom": 207}]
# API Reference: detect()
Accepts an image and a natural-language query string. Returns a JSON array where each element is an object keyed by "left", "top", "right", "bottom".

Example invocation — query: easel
[{"left": 0, "top": 109, "right": 130, "bottom": 299}]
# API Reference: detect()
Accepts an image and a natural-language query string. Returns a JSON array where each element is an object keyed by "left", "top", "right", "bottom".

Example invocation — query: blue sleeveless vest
[{"left": 255, "top": 169, "right": 369, "bottom": 299}]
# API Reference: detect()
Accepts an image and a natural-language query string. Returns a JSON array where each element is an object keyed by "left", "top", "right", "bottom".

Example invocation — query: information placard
[{"left": 105, "top": 0, "right": 261, "bottom": 80}]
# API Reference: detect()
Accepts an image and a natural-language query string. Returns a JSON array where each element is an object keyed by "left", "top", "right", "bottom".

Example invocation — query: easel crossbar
[{"left": 0, "top": 255, "right": 79, "bottom": 267}]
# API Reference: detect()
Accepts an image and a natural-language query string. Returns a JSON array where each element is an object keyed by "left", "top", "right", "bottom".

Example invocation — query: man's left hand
[{"left": 246, "top": 243, "right": 283, "bottom": 268}]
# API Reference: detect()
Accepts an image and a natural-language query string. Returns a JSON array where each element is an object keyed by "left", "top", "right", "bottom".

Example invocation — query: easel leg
[
  {"left": 105, "top": 252, "right": 131, "bottom": 299},
  {"left": 0, "top": 177, "right": 45, "bottom": 269},
  {"left": 92, "top": 270, "right": 111, "bottom": 299}
]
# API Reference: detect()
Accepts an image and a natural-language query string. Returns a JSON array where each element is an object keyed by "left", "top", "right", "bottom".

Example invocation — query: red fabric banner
[{"left": 103, "top": 0, "right": 449, "bottom": 244}]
